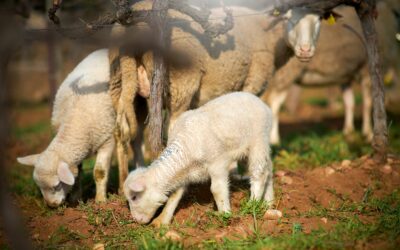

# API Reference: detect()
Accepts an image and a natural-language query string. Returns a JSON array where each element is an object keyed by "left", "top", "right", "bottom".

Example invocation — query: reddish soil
[
  {"left": 11, "top": 154, "right": 400, "bottom": 248},
  {"left": 2, "top": 101, "right": 400, "bottom": 248}
]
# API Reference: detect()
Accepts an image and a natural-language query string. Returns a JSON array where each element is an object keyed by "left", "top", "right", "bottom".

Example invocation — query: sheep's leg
[
  {"left": 263, "top": 57, "right": 303, "bottom": 145},
  {"left": 268, "top": 89, "right": 288, "bottom": 145},
  {"left": 94, "top": 138, "right": 115, "bottom": 203},
  {"left": 151, "top": 186, "right": 186, "bottom": 227},
  {"left": 249, "top": 140, "right": 274, "bottom": 204},
  {"left": 342, "top": 84, "right": 355, "bottom": 135},
  {"left": 167, "top": 72, "right": 202, "bottom": 135},
  {"left": 361, "top": 75, "right": 373, "bottom": 141},
  {"left": 209, "top": 161, "right": 231, "bottom": 212}
]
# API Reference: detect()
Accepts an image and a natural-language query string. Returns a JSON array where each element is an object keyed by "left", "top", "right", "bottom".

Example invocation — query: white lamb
[
  {"left": 124, "top": 92, "right": 274, "bottom": 225},
  {"left": 17, "top": 49, "right": 116, "bottom": 207}
]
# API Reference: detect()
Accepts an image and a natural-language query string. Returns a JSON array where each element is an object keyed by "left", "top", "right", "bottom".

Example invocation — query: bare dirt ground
[{"left": 2, "top": 99, "right": 400, "bottom": 249}]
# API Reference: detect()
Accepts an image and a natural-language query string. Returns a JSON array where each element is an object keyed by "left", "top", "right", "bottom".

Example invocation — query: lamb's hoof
[
  {"left": 363, "top": 132, "right": 373, "bottom": 143},
  {"left": 150, "top": 216, "right": 169, "bottom": 228},
  {"left": 150, "top": 217, "right": 165, "bottom": 228},
  {"left": 95, "top": 196, "right": 107, "bottom": 203}
]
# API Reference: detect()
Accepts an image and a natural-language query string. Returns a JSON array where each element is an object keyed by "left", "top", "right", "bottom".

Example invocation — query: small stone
[
  {"left": 325, "top": 167, "right": 335, "bottom": 176},
  {"left": 381, "top": 165, "right": 392, "bottom": 174},
  {"left": 387, "top": 158, "right": 394, "bottom": 164},
  {"left": 93, "top": 243, "right": 105, "bottom": 250},
  {"left": 280, "top": 176, "right": 293, "bottom": 185},
  {"left": 263, "top": 209, "right": 283, "bottom": 220},
  {"left": 321, "top": 217, "right": 328, "bottom": 224},
  {"left": 341, "top": 160, "right": 351, "bottom": 168},
  {"left": 275, "top": 170, "right": 286, "bottom": 177},
  {"left": 32, "top": 233, "right": 40, "bottom": 239},
  {"left": 163, "top": 230, "right": 181, "bottom": 241},
  {"left": 360, "top": 155, "right": 369, "bottom": 161}
]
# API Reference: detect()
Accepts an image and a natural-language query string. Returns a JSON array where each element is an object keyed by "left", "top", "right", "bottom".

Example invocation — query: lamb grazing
[
  {"left": 264, "top": 2, "right": 400, "bottom": 145},
  {"left": 124, "top": 92, "right": 274, "bottom": 225},
  {"left": 17, "top": 49, "right": 116, "bottom": 207}
]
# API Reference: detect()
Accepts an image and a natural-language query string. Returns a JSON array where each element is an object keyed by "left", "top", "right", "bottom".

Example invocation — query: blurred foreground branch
[{"left": 0, "top": 10, "right": 33, "bottom": 250}]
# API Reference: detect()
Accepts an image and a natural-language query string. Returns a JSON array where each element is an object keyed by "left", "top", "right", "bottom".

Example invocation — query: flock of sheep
[{"left": 17, "top": 0, "right": 399, "bottom": 227}]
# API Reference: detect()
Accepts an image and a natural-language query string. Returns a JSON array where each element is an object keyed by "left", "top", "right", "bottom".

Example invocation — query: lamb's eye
[
  {"left": 132, "top": 196, "right": 137, "bottom": 201},
  {"left": 53, "top": 183, "right": 63, "bottom": 192}
]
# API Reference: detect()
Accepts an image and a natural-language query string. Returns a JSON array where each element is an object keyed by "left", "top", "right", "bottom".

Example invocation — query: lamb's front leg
[
  {"left": 209, "top": 165, "right": 231, "bottom": 213},
  {"left": 94, "top": 139, "right": 115, "bottom": 202},
  {"left": 151, "top": 187, "right": 186, "bottom": 227},
  {"left": 67, "top": 164, "right": 83, "bottom": 205}
]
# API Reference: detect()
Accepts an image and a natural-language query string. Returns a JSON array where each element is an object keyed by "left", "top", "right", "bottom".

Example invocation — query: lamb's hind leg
[
  {"left": 151, "top": 186, "right": 186, "bottom": 227},
  {"left": 94, "top": 138, "right": 115, "bottom": 203},
  {"left": 248, "top": 141, "right": 274, "bottom": 204}
]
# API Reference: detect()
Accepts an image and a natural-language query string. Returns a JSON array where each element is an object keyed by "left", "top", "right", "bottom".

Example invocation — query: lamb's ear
[
  {"left": 128, "top": 181, "right": 146, "bottom": 193},
  {"left": 57, "top": 161, "right": 75, "bottom": 186},
  {"left": 17, "top": 154, "right": 40, "bottom": 166}
]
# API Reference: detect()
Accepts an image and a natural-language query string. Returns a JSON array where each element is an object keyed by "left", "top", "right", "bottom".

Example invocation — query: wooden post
[
  {"left": 149, "top": 0, "right": 169, "bottom": 154},
  {"left": 356, "top": 0, "right": 388, "bottom": 163}
]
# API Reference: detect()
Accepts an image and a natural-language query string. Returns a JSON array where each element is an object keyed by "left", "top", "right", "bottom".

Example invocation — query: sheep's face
[
  {"left": 124, "top": 168, "right": 168, "bottom": 224},
  {"left": 284, "top": 8, "right": 321, "bottom": 62},
  {"left": 17, "top": 153, "right": 75, "bottom": 208}
]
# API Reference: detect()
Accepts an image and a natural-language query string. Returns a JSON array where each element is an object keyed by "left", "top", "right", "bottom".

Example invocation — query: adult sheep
[
  {"left": 110, "top": 0, "right": 330, "bottom": 173},
  {"left": 264, "top": 1, "right": 400, "bottom": 145}
]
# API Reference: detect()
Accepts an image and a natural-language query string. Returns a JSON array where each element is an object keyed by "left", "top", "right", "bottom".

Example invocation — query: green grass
[
  {"left": 273, "top": 117, "right": 400, "bottom": 170},
  {"left": 12, "top": 121, "right": 51, "bottom": 140},
  {"left": 239, "top": 198, "right": 270, "bottom": 218},
  {"left": 46, "top": 226, "right": 88, "bottom": 249},
  {"left": 305, "top": 97, "right": 329, "bottom": 108},
  {"left": 100, "top": 226, "right": 183, "bottom": 250},
  {"left": 10, "top": 164, "right": 40, "bottom": 197},
  {"left": 273, "top": 130, "right": 361, "bottom": 170},
  {"left": 205, "top": 211, "right": 233, "bottom": 227}
]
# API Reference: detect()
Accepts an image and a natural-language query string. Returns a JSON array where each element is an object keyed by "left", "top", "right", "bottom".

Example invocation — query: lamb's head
[
  {"left": 17, "top": 152, "right": 75, "bottom": 207},
  {"left": 124, "top": 168, "right": 168, "bottom": 224},
  {"left": 283, "top": 8, "right": 322, "bottom": 62}
]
